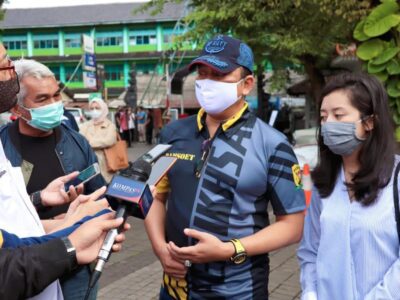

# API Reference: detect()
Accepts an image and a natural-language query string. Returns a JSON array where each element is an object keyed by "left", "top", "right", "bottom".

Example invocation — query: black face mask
[{"left": 0, "top": 77, "right": 20, "bottom": 113}]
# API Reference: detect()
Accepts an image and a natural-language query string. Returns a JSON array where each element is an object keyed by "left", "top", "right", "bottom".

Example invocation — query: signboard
[
  {"left": 83, "top": 53, "right": 96, "bottom": 72},
  {"left": 82, "top": 34, "right": 95, "bottom": 54},
  {"left": 83, "top": 72, "right": 97, "bottom": 89}
]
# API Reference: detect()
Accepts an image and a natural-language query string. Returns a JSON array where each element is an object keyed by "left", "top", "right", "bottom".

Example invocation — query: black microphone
[{"left": 85, "top": 159, "right": 152, "bottom": 296}]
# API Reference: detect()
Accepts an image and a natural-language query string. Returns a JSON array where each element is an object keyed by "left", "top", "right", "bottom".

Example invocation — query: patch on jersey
[{"left": 292, "top": 164, "right": 302, "bottom": 189}]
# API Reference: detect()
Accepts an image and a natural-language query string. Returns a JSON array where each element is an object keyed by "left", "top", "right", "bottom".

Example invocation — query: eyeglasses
[
  {"left": 0, "top": 55, "right": 16, "bottom": 79},
  {"left": 195, "top": 138, "right": 212, "bottom": 178}
]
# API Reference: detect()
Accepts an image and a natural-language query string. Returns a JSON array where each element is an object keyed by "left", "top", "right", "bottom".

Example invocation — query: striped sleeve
[{"left": 267, "top": 142, "right": 306, "bottom": 215}]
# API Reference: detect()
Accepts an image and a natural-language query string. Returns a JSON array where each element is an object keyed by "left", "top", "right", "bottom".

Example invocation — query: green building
[{"left": 0, "top": 2, "right": 195, "bottom": 100}]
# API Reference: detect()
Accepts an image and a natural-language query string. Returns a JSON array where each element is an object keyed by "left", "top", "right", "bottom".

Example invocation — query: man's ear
[
  {"left": 11, "top": 103, "right": 28, "bottom": 119},
  {"left": 242, "top": 75, "right": 254, "bottom": 97}
]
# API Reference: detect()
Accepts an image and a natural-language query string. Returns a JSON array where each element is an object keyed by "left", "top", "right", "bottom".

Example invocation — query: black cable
[{"left": 83, "top": 286, "right": 92, "bottom": 300}]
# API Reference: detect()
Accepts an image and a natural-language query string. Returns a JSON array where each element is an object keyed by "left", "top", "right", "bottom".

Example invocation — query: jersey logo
[
  {"left": 292, "top": 164, "right": 302, "bottom": 189},
  {"left": 166, "top": 152, "right": 196, "bottom": 161}
]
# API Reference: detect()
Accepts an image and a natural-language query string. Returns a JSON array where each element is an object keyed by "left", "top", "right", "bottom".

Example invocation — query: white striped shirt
[{"left": 298, "top": 166, "right": 400, "bottom": 300}]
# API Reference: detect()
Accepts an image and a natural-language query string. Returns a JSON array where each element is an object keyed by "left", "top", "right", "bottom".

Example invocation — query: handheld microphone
[{"left": 85, "top": 159, "right": 152, "bottom": 296}]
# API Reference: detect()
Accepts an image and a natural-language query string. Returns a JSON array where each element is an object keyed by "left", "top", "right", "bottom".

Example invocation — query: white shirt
[
  {"left": 128, "top": 113, "right": 135, "bottom": 129},
  {"left": 298, "top": 166, "right": 400, "bottom": 300},
  {"left": 0, "top": 141, "right": 63, "bottom": 300}
]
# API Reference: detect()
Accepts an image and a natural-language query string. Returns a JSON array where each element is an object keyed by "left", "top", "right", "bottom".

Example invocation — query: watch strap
[
  {"left": 230, "top": 238, "right": 246, "bottom": 256},
  {"left": 30, "top": 190, "right": 46, "bottom": 212},
  {"left": 61, "top": 237, "right": 78, "bottom": 269}
]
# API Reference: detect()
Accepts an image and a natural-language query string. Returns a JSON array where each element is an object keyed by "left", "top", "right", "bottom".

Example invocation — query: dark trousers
[
  {"left": 146, "top": 128, "right": 153, "bottom": 145},
  {"left": 122, "top": 130, "right": 131, "bottom": 147},
  {"left": 129, "top": 128, "right": 135, "bottom": 142}
]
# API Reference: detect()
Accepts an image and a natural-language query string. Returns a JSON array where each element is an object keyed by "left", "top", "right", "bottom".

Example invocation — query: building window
[
  {"left": 3, "top": 40, "right": 27, "bottom": 50},
  {"left": 65, "top": 37, "right": 81, "bottom": 48},
  {"left": 49, "top": 66, "right": 60, "bottom": 81},
  {"left": 96, "top": 34, "right": 123, "bottom": 47},
  {"left": 65, "top": 66, "right": 82, "bottom": 83},
  {"left": 163, "top": 28, "right": 175, "bottom": 44},
  {"left": 163, "top": 34, "right": 173, "bottom": 44},
  {"left": 129, "top": 35, "right": 156, "bottom": 46},
  {"left": 105, "top": 64, "right": 124, "bottom": 81},
  {"left": 136, "top": 63, "right": 156, "bottom": 75},
  {"left": 33, "top": 37, "right": 59, "bottom": 49}
]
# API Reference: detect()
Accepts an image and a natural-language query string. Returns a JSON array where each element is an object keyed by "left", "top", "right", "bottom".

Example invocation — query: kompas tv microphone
[{"left": 85, "top": 159, "right": 152, "bottom": 299}]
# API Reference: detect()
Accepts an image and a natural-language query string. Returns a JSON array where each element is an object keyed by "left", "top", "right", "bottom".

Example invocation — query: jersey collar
[{"left": 196, "top": 102, "right": 249, "bottom": 132}]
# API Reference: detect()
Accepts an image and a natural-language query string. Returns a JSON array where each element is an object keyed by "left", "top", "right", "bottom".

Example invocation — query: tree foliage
[
  {"left": 137, "top": 0, "right": 372, "bottom": 113},
  {"left": 354, "top": 0, "right": 400, "bottom": 139}
]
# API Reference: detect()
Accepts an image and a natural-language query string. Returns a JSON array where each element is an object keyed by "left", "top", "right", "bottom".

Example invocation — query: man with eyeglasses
[
  {"left": 145, "top": 35, "right": 306, "bottom": 299},
  {"left": 0, "top": 56, "right": 106, "bottom": 298},
  {"left": 0, "top": 43, "right": 131, "bottom": 299}
]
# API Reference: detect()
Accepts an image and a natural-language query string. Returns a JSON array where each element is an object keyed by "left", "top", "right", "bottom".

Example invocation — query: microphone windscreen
[
  {"left": 131, "top": 159, "right": 152, "bottom": 179},
  {"left": 120, "top": 159, "right": 152, "bottom": 182}
]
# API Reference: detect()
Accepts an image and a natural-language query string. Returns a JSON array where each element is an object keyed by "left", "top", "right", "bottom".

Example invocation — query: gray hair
[{"left": 15, "top": 59, "right": 55, "bottom": 104}]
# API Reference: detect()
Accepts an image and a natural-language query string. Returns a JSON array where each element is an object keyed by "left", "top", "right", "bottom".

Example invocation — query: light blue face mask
[
  {"left": 321, "top": 120, "right": 365, "bottom": 156},
  {"left": 22, "top": 101, "right": 64, "bottom": 132}
]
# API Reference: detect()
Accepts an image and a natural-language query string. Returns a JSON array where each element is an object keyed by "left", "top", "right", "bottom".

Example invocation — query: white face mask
[
  {"left": 195, "top": 78, "right": 243, "bottom": 115},
  {"left": 89, "top": 109, "right": 102, "bottom": 120}
]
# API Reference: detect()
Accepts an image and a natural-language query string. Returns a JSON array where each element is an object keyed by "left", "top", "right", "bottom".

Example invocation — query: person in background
[
  {"left": 127, "top": 106, "right": 136, "bottom": 144},
  {"left": 114, "top": 106, "right": 122, "bottom": 132},
  {"left": 136, "top": 106, "right": 147, "bottom": 142},
  {"left": 145, "top": 109, "right": 154, "bottom": 145},
  {"left": 80, "top": 98, "right": 117, "bottom": 183},
  {"left": 133, "top": 107, "right": 139, "bottom": 142},
  {"left": 118, "top": 106, "right": 131, "bottom": 148},
  {"left": 298, "top": 72, "right": 400, "bottom": 300}
]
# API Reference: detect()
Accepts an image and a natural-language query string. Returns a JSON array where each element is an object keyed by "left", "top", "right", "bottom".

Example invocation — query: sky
[{"left": 4, "top": 0, "right": 148, "bottom": 9}]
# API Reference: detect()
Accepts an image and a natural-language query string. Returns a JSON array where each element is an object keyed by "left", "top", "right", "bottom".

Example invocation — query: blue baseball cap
[{"left": 189, "top": 34, "right": 254, "bottom": 74}]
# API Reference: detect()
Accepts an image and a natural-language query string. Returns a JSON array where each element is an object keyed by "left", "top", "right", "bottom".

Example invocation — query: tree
[
  {"left": 137, "top": 0, "right": 371, "bottom": 118},
  {"left": 125, "top": 63, "right": 138, "bottom": 107},
  {"left": 353, "top": 0, "right": 400, "bottom": 139}
]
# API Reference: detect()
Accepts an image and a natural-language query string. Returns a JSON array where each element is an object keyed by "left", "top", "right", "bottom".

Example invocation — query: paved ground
[{"left": 97, "top": 143, "right": 302, "bottom": 300}]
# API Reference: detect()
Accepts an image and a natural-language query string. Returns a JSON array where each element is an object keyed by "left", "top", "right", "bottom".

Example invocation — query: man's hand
[
  {"left": 167, "top": 228, "right": 234, "bottom": 264},
  {"left": 45, "top": 187, "right": 109, "bottom": 233},
  {"left": 68, "top": 212, "right": 131, "bottom": 264},
  {"left": 62, "top": 187, "right": 109, "bottom": 226},
  {"left": 156, "top": 243, "right": 187, "bottom": 279},
  {"left": 41, "top": 172, "right": 84, "bottom": 207}
]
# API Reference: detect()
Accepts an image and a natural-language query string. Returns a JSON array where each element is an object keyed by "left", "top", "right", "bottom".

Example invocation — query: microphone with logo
[{"left": 84, "top": 159, "right": 153, "bottom": 299}]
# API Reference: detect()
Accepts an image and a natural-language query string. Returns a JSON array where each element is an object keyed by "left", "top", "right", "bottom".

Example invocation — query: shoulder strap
[
  {"left": 116, "top": 131, "right": 122, "bottom": 141},
  {"left": 393, "top": 162, "right": 400, "bottom": 242}
]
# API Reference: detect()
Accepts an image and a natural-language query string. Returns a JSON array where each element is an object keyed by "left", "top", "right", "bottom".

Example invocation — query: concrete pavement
[{"left": 97, "top": 143, "right": 302, "bottom": 300}]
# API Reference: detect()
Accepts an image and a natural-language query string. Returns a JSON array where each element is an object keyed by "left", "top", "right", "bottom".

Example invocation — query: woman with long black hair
[{"left": 298, "top": 72, "right": 399, "bottom": 300}]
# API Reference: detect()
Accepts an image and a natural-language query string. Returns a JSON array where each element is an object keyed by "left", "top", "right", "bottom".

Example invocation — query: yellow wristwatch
[{"left": 229, "top": 238, "right": 247, "bottom": 264}]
